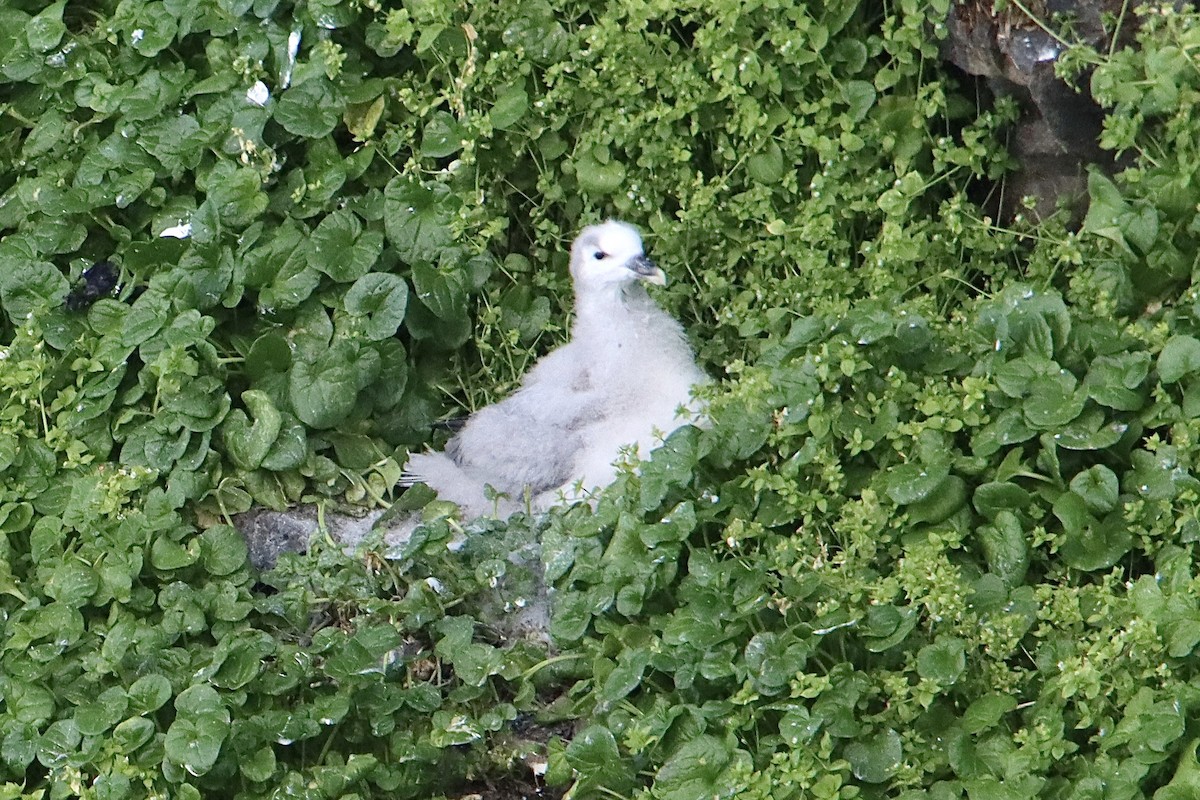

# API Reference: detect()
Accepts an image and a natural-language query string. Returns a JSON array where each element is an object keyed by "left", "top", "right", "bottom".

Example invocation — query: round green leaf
[
  {"left": 1023, "top": 377, "right": 1086, "bottom": 428},
  {"left": 288, "top": 343, "right": 359, "bottom": 429},
  {"left": 213, "top": 642, "right": 269, "bottom": 690},
  {"left": 129, "top": 3, "right": 177, "bottom": 56},
  {"left": 274, "top": 79, "right": 340, "bottom": 137},
  {"left": 0, "top": 259, "right": 67, "bottom": 324},
  {"left": 971, "top": 406, "right": 1036, "bottom": 456},
  {"left": 240, "top": 746, "right": 277, "bottom": 783},
  {"left": 150, "top": 535, "right": 199, "bottom": 570},
  {"left": 490, "top": 86, "right": 528, "bottom": 129},
  {"left": 9, "top": 684, "right": 54, "bottom": 724},
  {"left": 861, "top": 604, "right": 919, "bottom": 652},
  {"left": 884, "top": 462, "right": 949, "bottom": 505},
  {"left": 747, "top": 141, "right": 785, "bottom": 184},
  {"left": 263, "top": 259, "right": 321, "bottom": 310},
  {"left": 166, "top": 685, "right": 230, "bottom": 776},
  {"left": 0, "top": 433, "right": 17, "bottom": 473},
  {"left": 1086, "top": 351, "right": 1150, "bottom": 409},
  {"left": 907, "top": 475, "right": 967, "bottom": 524},
  {"left": 1053, "top": 490, "right": 1094, "bottom": 534},
  {"left": 205, "top": 166, "right": 267, "bottom": 227},
  {"left": 1125, "top": 449, "right": 1183, "bottom": 501},
  {"left": 421, "top": 111, "right": 464, "bottom": 158},
  {"left": 597, "top": 648, "right": 649, "bottom": 705},
  {"left": 74, "top": 687, "right": 128, "bottom": 736},
  {"left": 383, "top": 177, "right": 458, "bottom": 263},
  {"left": 309, "top": 210, "right": 382, "bottom": 281},
  {"left": 306, "top": 0, "right": 356, "bottom": 28},
  {"left": 1070, "top": 465, "right": 1120, "bottom": 515},
  {"left": 364, "top": 338, "right": 409, "bottom": 411},
  {"left": 978, "top": 510, "right": 1029, "bottom": 586},
  {"left": 25, "top": 1, "right": 66, "bottom": 53},
  {"left": 37, "top": 720, "right": 81, "bottom": 769},
  {"left": 844, "top": 79, "right": 877, "bottom": 120},
  {"left": 0, "top": 501, "right": 32, "bottom": 534},
  {"left": 973, "top": 481, "right": 1031, "bottom": 519},
  {"left": 1061, "top": 514, "right": 1133, "bottom": 571},
  {"left": 962, "top": 693, "right": 1019, "bottom": 734},
  {"left": 164, "top": 717, "right": 225, "bottom": 776},
  {"left": 345, "top": 272, "right": 409, "bottom": 340},
  {"left": 652, "top": 734, "right": 734, "bottom": 800},
  {"left": 1156, "top": 739, "right": 1200, "bottom": 800},
  {"left": 744, "top": 631, "right": 809, "bottom": 693},
  {"left": 223, "top": 390, "right": 283, "bottom": 470},
  {"left": 1159, "top": 335, "right": 1200, "bottom": 384},
  {"left": 128, "top": 674, "right": 172, "bottom": 714},
  {"left": 500, "top": 10, "right": 568, "bottom": 62},
  {"left": 428, "top": 709, "right": 482, "bottom": 747},
  {"left": 112, "top": 717, "right": 156, "bottom": 754},
  {"left": 402, "top": 684, "right": 442, "bottom": 713},
  {"left": 779, "top": 707, "right": 821, "bottom": 746},
  {"left": 917, "top": 636, "right": 966, "bottom": 685},
  {"left": 1054, "top": 411, "right": 1127, "bottom": 450},
  {"left": 259, "top": 414, "right": 309, "bottom": 471},
  {"left": 44, "top": 560, "right": 98, "bottom": 607},
  {"left": 410, "top": 261, "right": 467, "bottom": 321},
  {"left": 574, "top": 146, "right": 626, "bottom": 194},
  {"left": 845, "top": 729, "right": 902, "bottom": 783},
  {"left": 199, "top": 524, "right": 248, "bottom": 576},
  {"left": 139, "top": 114, "right": 208, "bottom": 174}
]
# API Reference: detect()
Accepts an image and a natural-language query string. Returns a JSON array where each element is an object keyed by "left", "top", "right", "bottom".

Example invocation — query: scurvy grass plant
[{"left": 3, "top": 0, "right": 1200, "bottom": 797}]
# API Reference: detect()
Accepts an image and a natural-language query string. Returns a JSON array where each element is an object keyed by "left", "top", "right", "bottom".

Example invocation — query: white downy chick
[{"left": 403, "top": 220, "right": 706, "bottom": 518}]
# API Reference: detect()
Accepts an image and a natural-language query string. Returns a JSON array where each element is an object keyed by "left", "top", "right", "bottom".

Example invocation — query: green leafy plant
[{"left": 6, "top": 0, "right": 1200, "bottom": 798}]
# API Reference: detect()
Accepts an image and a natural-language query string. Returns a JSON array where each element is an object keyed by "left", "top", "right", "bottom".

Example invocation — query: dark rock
[
  {"left": 943, "top": 0, "right": 1131, "bottom": 221},
  {"left": 232, "top": 504, "right": 552, "bottom": 644},
  {"left": 234, "top": 505, "right": 383, "bottom": 571}
]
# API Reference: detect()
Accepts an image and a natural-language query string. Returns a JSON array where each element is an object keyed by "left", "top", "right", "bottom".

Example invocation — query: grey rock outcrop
[{"left": 943, "top": 0, "right": 1130, "bottom": 220}]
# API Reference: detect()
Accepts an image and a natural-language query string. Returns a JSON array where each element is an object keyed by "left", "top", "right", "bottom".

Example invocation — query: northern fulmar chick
[{"left": 402, "top": 220, "right": 707, "bottom": 518}]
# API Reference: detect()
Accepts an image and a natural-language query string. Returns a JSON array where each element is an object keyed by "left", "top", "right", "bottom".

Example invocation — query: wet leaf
[
  {"left": 917, "top": 636, "right": 966, "bottom": 685},
  {"left": 1159, "top": 335, "right": 1200, "bottom": 384},
  {"left": 885, "top": 462, "right": 950, "bottom": 505},
  {"left": 1070, "top": 465, "right": 1119, "bottom": 515},
  {"left": 845, "top": 729, "right": 902, "bottom": 783},
  {"left": 421, "top": 111, "right": 465, "bottom": 158},
  {"left": 345, "top": 273, "right": 409, "bottom": 340},
  {"left": 383, "top": 177, "right": 458, "bottom": 263},
  {"left": 275, "top": 78, "right": 340, "bottom": 137},
  {"left": 309, "top": 210, "right": 383, "bottom": 282},
  {"left": 288, "top": 343, "right": 360, "bottom": 429}
]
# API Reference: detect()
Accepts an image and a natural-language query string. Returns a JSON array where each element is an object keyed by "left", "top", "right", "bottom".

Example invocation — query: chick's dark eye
[{"left": 593, "top": 251, "right": 606, "bottom": 260}]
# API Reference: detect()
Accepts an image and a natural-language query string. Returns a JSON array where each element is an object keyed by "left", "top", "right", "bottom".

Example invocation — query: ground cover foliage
[{"left": 4, "top": 0, "right": 1200, "bottom": 797}]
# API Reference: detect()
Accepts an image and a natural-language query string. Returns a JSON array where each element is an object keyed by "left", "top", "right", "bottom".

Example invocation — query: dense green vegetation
[{"left": 4, "top": 0, "right": 1200, "bottom": 797}]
